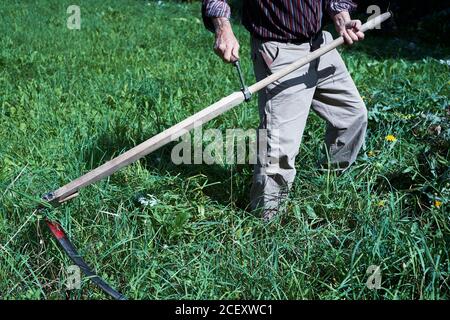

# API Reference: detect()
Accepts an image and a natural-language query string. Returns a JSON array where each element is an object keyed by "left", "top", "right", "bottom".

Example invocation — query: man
[{"left": 202, "top": 0, "right": 367, "bottom": 220}]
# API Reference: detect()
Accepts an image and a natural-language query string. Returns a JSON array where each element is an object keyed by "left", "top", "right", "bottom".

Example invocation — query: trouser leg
[
  {"left": 311, "top": 31, "right": 368, "bottom": 170},
  {"left": 249, "top": 37, "right": 317, "bottom": 219}
]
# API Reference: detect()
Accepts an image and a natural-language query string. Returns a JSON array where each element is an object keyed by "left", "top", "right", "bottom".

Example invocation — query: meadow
[{"left": 0, "top": 0, "right": 449, "bottom": 299}]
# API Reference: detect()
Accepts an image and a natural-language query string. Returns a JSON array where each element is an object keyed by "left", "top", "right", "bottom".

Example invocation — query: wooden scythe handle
[{"left": 46, "top": 12, "right": 392, "bottom": 204}]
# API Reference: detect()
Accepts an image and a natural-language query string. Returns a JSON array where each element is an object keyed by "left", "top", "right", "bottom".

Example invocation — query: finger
[
  {"left": 353, "top": 19, "right": 362, "bottom": 31},
  {"left": 341, "top": 30, "right": 353, "bottom": 45},
  {"left": 214, "top": 43, "right": 226, "bottom": 59},
  {"left": 356, "top": 31, "right": 365, "bottom": 40},
  {"left": 346, "top": 19, "right": 362, "bottom": 31},
  {"left": 223, "top": 45, "right": 233, "bottom": 63},
  {"left": 231, "top": 44, "right": 240, "bottom": 61},
  {"left": 214, "top": 42, "right": 224, "bottom": 53},
  {"left": 347, "top": 29, "right": 359, "bottom": 42}
]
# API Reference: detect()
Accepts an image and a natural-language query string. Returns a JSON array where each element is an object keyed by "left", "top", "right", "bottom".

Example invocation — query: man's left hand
[{"left": 333, "top": 11, "right": 364, "bottom": 45}]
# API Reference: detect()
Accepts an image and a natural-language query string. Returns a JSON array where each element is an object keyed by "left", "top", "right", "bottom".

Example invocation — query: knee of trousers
[
  {"left": 351, "top": 101, "right": 368, "bottom": 129},
  {"left": 360, "top": 102, "right": 368, "bottom": 122}
]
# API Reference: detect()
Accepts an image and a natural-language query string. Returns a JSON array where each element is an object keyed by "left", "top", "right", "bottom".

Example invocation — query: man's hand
[
  {"left": 332, "top": 11, "right": 364, "bottom": 45},
  {"left": 212, "top": 17, "right": 240, "bottom": 63}
]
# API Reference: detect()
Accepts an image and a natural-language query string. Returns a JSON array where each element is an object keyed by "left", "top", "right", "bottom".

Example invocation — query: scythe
[{"left": 38, "top": 12, "right": 392, "bottom": 299}]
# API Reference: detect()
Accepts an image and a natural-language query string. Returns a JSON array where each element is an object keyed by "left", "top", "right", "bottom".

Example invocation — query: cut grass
[{"left": 0, "top": 0, "right": 449, "bottom": 299}]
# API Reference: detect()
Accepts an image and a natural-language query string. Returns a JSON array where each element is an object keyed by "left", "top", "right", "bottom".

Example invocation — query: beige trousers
[{"left": 249, "top": 31, "right": 367, "bottom": 219}]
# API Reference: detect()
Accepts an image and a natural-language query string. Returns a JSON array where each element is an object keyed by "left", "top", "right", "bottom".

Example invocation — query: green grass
[{"left": 0, "top": 0, "right": 449, "bottom": 299}]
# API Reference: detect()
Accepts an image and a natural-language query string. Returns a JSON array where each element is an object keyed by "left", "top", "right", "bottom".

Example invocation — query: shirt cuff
[
  {"left": 202, "top": 1, "right": 231, "bottom": 33},
  {"left": 327, "top": 0, "right": 357, "bottom": 16}
]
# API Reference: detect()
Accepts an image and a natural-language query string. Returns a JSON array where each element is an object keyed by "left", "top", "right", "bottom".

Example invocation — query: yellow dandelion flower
[
  {"left": 368, "top": 151, "right": 375, "bottom": 157},
  {"left": 385, "top": 135, "right": 397, "bottom": 142},
  {"left": 377, "top": 200, "right": 386, "bottom": 207},
  {"left": 434, "top": 200, "right": 442, "bottom": 208}
]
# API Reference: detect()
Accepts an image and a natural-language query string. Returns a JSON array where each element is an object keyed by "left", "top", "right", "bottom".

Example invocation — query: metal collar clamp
[{"left": 233, "top": 60, "right": 252, "bottom": 102}]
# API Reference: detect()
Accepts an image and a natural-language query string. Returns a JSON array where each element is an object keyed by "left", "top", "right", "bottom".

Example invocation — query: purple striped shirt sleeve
[
  {"left": 204, "top": 0, "right": 231, "bottom": 18},
  {"left": 202, "top": 0, "right": 231, "bottom": 32},
  {"left": 326, "top": 0, "right": 358, "bottom": 16}
]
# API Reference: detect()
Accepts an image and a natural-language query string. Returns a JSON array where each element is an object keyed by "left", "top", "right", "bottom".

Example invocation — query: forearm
[
  {"left": 212, "top": 16, "right": 232, "bottom": 33},
  {"left": 201, "top": 1, "right": 239, "bottom": 63},
  {"left": 202, "top": 0, "right": 231, "bottom": 33}
]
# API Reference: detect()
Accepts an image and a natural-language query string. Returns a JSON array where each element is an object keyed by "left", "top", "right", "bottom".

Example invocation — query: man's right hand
[{"left": 212, "top": 17, "right": 240, "bottom": 63}]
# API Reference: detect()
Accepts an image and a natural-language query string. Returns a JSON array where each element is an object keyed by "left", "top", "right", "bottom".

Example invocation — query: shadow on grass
[
  {"left": 82, "top": 128, "right": 254, "bottom": 212},
  {"left": 149, "top": 150, "right": 254, "bottom": 211}
]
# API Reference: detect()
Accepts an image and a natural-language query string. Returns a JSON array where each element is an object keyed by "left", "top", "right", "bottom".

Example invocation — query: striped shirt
[{"left": 202, "top": 0, "right": 357, "bottom": 41}]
